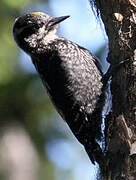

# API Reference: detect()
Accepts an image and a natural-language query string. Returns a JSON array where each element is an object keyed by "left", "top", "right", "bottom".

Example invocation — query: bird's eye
[{"left": 27, "top": 22, "right": 40, "bottom": 30}]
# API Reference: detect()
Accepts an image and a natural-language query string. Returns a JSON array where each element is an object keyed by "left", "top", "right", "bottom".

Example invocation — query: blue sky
[{"left": 49, "top": 0, "right": 108, "bottom": 51}]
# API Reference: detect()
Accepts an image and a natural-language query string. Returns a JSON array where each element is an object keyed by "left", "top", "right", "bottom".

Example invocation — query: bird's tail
[{"left": 84, "top": 140, "right": 105, "bottom": 170}]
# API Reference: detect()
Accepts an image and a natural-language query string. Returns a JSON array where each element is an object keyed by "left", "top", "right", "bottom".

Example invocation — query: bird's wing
[{"left": 77, "top": 45, "right": 103, "bottom": 75}]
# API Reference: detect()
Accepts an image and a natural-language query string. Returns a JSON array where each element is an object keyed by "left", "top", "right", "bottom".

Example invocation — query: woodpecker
[{"left": 13, "top": 12, "right": 105, "bottom": 165}]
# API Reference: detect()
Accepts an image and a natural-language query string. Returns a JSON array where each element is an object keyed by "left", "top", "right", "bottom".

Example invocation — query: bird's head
[{"left": 13, "top": 12, "right": 70, "bottom": 53}]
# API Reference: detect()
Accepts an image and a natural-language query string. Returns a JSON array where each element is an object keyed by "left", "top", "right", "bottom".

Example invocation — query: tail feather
[{"left": 84, "top": 140, "right": 105, "bottom": 167}]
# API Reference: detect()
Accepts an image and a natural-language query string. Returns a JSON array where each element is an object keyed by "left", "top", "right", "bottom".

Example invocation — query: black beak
[{"left": 50, "top": 15, "right": 70, "bottom": 26}]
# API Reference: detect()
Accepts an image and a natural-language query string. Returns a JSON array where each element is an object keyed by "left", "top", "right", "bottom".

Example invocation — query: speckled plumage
[{"left": 13, "top": 12, "right": 105, "bottom": 164}]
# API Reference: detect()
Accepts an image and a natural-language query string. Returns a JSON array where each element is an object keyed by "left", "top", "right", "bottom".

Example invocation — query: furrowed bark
[{"left": 90, "top": 0, "right": 136, "bottom": 179}]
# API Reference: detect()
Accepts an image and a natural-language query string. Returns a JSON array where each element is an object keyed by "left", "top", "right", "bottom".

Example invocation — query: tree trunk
[{"left": 90, "top": 0, "right": 136, "bottom": 179}]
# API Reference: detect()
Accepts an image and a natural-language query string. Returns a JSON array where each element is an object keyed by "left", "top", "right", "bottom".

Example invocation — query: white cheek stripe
[
  {"left": 38, "top": 26, "right": 46, "bottom": 34},
  {"left": 42, "top": 28, "right": 57, "bottom": 43}
]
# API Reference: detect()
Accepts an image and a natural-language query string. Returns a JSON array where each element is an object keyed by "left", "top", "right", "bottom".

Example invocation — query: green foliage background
[{"left": 0, "top": 0, "right": 61, "bottom": 179}]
